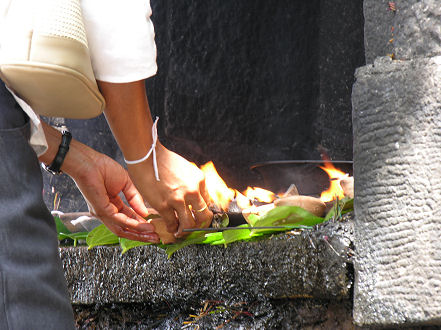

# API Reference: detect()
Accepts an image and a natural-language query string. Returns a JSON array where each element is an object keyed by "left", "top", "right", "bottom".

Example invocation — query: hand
[
  {"left": 66, "top": 146, "right": 160, "bottom": 243},
  {"left": 127, "top": 143, "right": 213, "bottom": 237}
]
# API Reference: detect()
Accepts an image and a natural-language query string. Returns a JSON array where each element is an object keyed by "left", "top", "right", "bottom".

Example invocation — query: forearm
[{"left": 98, "top": 80, "right": 155, "bottom": 163}]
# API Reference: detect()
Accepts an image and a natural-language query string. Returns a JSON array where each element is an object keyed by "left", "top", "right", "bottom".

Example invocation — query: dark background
[{"left": 43, "top": 0, "right": 365, "bottom": 211}]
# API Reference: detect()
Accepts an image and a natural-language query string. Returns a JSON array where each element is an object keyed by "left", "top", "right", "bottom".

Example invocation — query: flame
[
  {"left": 235, "top": 191, "right": 253, "bottom": 209},
  {"left": 200, "top": 161, "right": 235, "bottom": 210},
  {"left": 243, "top": 187, "right": 276, "bottom": 203},
  {"left": 200, "top": 161, "right": 277, "bottom": 211},
  {"left": 319, "top": 162, "right": 349, "bottom": 202},
  {"left": 201, "top": 159, "right": 347, "bottom": 210}
]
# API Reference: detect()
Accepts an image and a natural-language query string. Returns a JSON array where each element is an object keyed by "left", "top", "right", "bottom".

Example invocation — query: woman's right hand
[{"left": 127, "top": 143, "right": 213, "bottom": 239}]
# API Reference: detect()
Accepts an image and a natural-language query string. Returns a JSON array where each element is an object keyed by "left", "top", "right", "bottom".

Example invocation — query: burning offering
[
  {"left": 56, "top": 159, "right": 354, "bottom": 256},
  {"left": 195, "top": 160, "right": 353, "bottom": 229}
]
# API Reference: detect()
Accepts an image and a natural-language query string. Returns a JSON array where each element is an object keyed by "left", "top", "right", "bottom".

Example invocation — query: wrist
[
  {"left": 41, "top": 129, "right": 72, "bottom": 175},
  {"left": 59, "top": 138, "right": 97, "bottom": 179},
  {"left": 38, "top": 122, "right": 98, "bottom": 180}
]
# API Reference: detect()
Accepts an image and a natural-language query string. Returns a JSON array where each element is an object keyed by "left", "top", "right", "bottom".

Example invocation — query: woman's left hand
[{"left": 39, "top": 122, "right": 160, "bottom": 243}]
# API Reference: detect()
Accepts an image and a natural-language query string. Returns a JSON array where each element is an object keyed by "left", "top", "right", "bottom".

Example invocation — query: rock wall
[{"left": 353, "top": 0, "right": 441, "bottom": 326}]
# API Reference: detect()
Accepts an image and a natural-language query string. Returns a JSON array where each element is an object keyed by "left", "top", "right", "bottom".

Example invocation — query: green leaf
[
  {"left": 204, "top": 232, "right": 226, "bottom": 245},
  {"left": 66, "top": 232, "right": 89, "bottom": 240},
  {"left": 222, "top": 226, "right": 252, "bottom": 245},
  {"left": 324, "top": 197, "right": 354, "bottom": 221},
  {"left": 86, "top": 224, "right": 119, "bottom": 249},
  {"left": 203, "top": 232, "right": 225, "bottom": 244},
  {"left": 54, "top": 216, "right": 72, "bottom": 240},
  {"left": 165, "top": 232, "right": 209, "bottom": 258},
  {"left": 119, "top": 238, "right": 152, "bottom": 254},
  {"left": 342, "top": 198, "right": 354, "bottom": 212},
  {"left": 253, "top": 206, "right": 323, "bottom": 227},
  {"left": 246, "top": 214, "right": 259, "bottom": 226}
]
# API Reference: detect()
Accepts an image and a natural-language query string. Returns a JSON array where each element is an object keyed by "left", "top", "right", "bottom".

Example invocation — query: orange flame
[
  {"left": 319, "top": 162, "right": 348, "bottom": 202},
  {"left": 243, "top": 187, "right": 276, "bottom": 203},
  {"left": 200, "top": 162, "right": 277, "bottom": 211},
  {"left": 235, "top": 191, "right": 253, "bottom": 209},
  {"left": 201, "top": 159, "right": 346, "bottom": 210},
  {"left": 200, "top": 161, "right": 235, "bottom": 210}
]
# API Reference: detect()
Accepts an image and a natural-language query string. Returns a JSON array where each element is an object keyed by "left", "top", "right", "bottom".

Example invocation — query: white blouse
[
  {"left": 81, "top": 0, "right": 157, "bottom": 83},
  {"left": 1, "top": 0, "right": 158, "bottom": 155}
]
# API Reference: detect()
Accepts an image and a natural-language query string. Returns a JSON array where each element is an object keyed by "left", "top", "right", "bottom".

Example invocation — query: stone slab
[
  {"left": 352, "top": 56, "right": 441, "bottom": 326},
  {"left": 61, "top": 219, "right": 353, "bottom": 306}
]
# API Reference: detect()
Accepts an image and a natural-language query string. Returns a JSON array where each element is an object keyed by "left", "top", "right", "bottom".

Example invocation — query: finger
[
  {"left": 199, "top": 178, "right": 212, "bottom": 207},
  {"left": 109, "top": 195, "right": 147, "bottom": 222},
  {"left": 175, "top": 205, "right": 196, "bottom": 238},
  {"left": 187, "top": 193, "right": 212, "bottom": 227},
  {"left": 121, "top": 178, "right": 149, "bottom": 218},
  {"left": 195, "top": 207, "right": 212, "bottom": 228},
  {"left": 108, "top": 223, "right": 160, "bottom": 243},
  {"left": 106, "top": 212, "right": 156, "bottom": 233},
  {"left": 78, "top": 180, "right": 116, "bottom": 217},
  {"left": 157, "top": 207, "right": 179, "bottom": 233}
]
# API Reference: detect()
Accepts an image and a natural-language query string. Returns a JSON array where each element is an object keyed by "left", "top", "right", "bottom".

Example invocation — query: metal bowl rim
[{"left": 250, "top": 160, "right": 353, "bottom": 170}]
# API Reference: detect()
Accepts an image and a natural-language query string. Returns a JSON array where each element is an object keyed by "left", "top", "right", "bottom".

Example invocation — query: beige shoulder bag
[{"left": 0, "top": 0, "right": 105, "bottom": 119}]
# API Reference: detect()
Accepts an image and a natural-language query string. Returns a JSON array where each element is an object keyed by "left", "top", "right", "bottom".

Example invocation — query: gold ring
[{"left": 194, "top": 205, "right": 208, "bottom": 213}]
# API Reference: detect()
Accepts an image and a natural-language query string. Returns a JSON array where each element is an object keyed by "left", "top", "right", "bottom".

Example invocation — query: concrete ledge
[{"left": 61, "top": 218, "right": 353, "bottom": 307}]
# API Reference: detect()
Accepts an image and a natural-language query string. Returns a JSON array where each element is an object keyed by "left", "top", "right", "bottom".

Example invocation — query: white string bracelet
[{"left": 124, "top": 117, "right": 160, "bottom": 181}]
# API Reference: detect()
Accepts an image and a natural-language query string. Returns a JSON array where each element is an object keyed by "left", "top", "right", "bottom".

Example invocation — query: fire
[
  {"left": 200, "top": 161, "right": 276, "bottom": 211},
  {"left": 200, "top": 161, "right": 235, "bottom": 210},
  {"left": 243, "top": 187, "right": 276, "bottom": 203},
  {"left": 235, "top": 191, "right": 253, "bottom": 209},
  {"left": 319, "top": 162, "right": 349, "bottom": 202},
  {"left": 200, "top": 160, "right": 348, "bottom": 211}
]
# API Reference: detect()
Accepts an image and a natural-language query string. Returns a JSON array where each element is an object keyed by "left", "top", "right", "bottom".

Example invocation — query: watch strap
[{"left": 45, "top": 130, "right": 72, "bottom": 175}]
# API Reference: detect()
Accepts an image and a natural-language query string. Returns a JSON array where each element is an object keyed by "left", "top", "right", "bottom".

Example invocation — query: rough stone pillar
[{"left": 353, "top": 0, "right": 441, "bottom": 326}]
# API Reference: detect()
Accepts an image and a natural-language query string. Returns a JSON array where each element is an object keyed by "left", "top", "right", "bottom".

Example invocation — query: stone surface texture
[
  {"left": 61, "top": 219, "right": 354, "bottom": 306},
  {"left": 315, "top": 0, "right": 365, "bottom": 159},
  {"left": 364, "top": 0, "right": 441, "bottom": 63},
  {"left": 393, "top": 0, "right": 441, "bottom": 60},
  {"left": 352, "top": 56, "right": 441, "bottom": 326},
  {"left": 363, "top": 0, "right": 395, "bottom": 64}
]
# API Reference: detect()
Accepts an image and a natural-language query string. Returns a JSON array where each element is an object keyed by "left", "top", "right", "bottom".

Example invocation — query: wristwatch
[{"left": 42, "top": 128, "right": 72, "bottom": 175}]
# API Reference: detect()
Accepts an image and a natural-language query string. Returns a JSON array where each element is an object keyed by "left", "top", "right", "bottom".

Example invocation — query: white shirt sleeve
[{"left": 81, "top": 0, "right": 157, "bottom": 83}]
